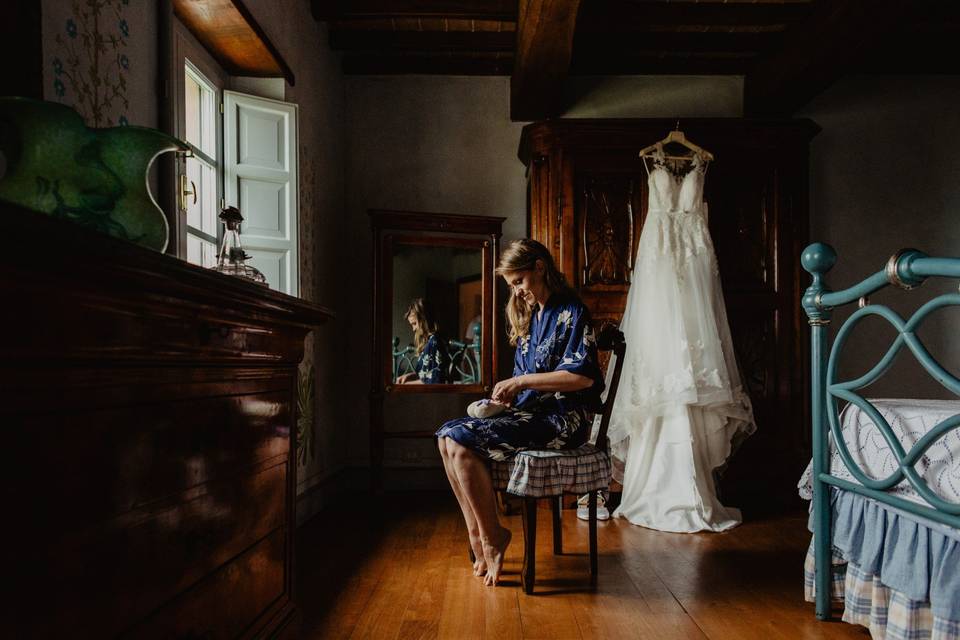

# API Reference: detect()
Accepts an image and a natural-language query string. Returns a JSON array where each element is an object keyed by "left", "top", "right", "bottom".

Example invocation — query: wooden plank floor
[{"left": 295, "top": 494, "right": 868, "bottom": 639}]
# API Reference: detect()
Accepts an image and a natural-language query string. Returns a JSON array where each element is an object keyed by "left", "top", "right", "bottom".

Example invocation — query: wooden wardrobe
[{"left": 519, "top": 119, "right": 820, "bottom": 511}]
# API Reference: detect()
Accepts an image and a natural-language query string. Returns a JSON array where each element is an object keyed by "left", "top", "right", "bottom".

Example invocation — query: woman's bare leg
[
  {"left": 446, "top": 440, "right": 512, "bottom": 586},
  {"left": 437, "top": 437, "right": 486, "bottom": 576}
]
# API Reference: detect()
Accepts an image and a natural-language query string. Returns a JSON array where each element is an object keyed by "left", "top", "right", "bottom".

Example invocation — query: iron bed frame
[{"left": 801, "top": 242, "right": 960, "bottom": 621}]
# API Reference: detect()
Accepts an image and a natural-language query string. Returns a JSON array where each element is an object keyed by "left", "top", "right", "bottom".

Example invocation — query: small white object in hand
[{"left": 467, "top": 398, "right": 508, "bottom": 419}]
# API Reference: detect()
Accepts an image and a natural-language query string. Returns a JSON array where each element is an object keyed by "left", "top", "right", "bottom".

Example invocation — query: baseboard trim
[{"left": 296, "top": 467, "right": 351, "bottom": 525}]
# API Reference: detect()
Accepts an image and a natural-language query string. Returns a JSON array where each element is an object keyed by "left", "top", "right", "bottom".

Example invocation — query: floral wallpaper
[
  {"left": 296, "top": 366, "right": 315, "bottom": 467},
  {"left": 51, "top": 0, "right": 130, "bottom": 126},
  {"left": 299, "top": 144, "right": 317, "bottom": 302},
  {"left": 44, "top": 0, "right": 157, "bottom": 128},
  {"left": 296, "top": 144, "right": 320, "bottom": 483}
]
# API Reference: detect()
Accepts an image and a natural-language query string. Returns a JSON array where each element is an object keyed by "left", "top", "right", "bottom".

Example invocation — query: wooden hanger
[{"left": 638, "top": 121, "right": 715, "bottom": 162}]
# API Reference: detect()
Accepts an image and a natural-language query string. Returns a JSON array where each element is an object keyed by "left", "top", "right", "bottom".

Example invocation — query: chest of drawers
[{"left": 2, "top": 206, "right": 331, "bottom": 638}]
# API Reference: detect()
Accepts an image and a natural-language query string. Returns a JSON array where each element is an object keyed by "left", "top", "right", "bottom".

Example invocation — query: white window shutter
[{"left": 223, "top": 90, "right": 299, "bottom": 296}]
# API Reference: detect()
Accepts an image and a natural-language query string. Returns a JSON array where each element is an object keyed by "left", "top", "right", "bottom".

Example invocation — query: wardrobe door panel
[
  {"left": 725, "top": 302, "right": 779, "bottom": 419},
  {"left": 577, "top": 173, "right": 641, "bottom": 289},
  {"left": 570, "top": 151, "right": 646, "bottom": 334},
  {"left": 707, "top": 155, "right": 779, "bottom": 293},
  {"left": 528, "top": 156, "right": 557, "bottom": 257},
  {"left": 722, "top": 301, "right": 805, "bottom": 508}
]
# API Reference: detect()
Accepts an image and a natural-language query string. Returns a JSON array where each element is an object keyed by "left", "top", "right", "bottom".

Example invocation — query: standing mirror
[{"left": 371, "top": 210, "right": 505, "bottom": 395}]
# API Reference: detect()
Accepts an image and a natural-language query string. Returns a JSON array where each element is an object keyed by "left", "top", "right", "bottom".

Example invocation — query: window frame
[
  {"left": 182, "top": 60, "right": 221, "bottom": 267},
  {"left": 168, "top": 16, "right": 227, "bottom": 263}
]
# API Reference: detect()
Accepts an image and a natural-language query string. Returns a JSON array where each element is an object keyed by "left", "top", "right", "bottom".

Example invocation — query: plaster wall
[
  {"left": 802, "top": 75, "right": 960, "bottom": 399},
  {"left": 562, "top": 75, "right": 744, "bottom": 118}
]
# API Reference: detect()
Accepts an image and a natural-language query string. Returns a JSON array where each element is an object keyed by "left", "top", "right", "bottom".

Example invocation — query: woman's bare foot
[
  {"left": 470, "top": 536, "right": 487, "bottom": 576},
  {"left": 482, "top": 527, "right": 512, "bottom": 586}
]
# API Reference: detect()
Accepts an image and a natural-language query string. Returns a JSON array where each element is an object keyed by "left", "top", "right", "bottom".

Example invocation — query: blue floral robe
[
  {"left": 416, "top": 334, "right": 450, "bottom": 384},
  {"left": 436, "top": 292, "right": 604, "bottom": 461}
]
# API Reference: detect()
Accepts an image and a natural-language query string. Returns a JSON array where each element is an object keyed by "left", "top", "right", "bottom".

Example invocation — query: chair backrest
[{"left": 594, "top": 324, "right": 626, "bottom": 455}]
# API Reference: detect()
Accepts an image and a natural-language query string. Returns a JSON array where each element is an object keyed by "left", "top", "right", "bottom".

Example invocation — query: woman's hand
[
  {"left": 491, "top": 375, "right": 526, "bottom": 405},
  {"left": 496, "top": 370, "right": 593, "bottom": 398},
  {"left": 396, "top": 372, "right": 417, "bottom": 384}
]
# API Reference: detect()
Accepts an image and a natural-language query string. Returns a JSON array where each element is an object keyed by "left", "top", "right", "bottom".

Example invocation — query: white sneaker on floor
[{"left": 576, "top": 491, "right": 610, "bottom": 521}]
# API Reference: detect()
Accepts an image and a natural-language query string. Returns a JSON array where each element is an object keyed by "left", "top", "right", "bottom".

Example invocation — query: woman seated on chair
[
  {"left": 397, "top": 297, "right": 451, "bottom": 384},
  {"left": 435, "top": 239, "right": 604, "bottom": 586}
]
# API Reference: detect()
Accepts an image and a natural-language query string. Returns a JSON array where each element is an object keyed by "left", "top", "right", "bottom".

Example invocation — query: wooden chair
[{"left": 490, "top": 325, "right": 626, "bottom": 594}]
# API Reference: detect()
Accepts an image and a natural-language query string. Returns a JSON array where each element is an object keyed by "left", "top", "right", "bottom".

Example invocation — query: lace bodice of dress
[
  {"left": 638, "top": 147, "right": 715, "bottom": 275},
  {"left": 646, "top": 147, "right": 707, "bottom": 215}
]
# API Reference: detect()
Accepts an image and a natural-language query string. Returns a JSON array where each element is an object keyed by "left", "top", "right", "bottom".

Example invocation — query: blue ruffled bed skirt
[
  {"left": 807, "top": 488, "right": 960, "bottom": 623},
  {"left": 804, "top": 545, "right": 960, "bottom": 640}
]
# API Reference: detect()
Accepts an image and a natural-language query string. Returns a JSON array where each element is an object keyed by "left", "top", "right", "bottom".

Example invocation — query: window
[
  {"left": 170, "top": 19, "right": 299, "bottom": 296},
  {"left": 182, "top": 62, "right": 220, "bottom": 269}
]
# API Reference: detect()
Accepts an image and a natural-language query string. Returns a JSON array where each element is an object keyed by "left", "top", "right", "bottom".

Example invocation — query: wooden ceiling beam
[
  {"left": 312, "top": 0, "right": 516, "bottom": 21},
  {"left": 577, "top": 1, "right": 813, "bottom": 31},
  {"left": 570, "top": 53, "right": 755, "bottom": 76},
  {"left": 852, "top": 31, "right": 960, "bottom": 74},
  {"left": 574, "top": 31, "right": 780, "bottom": 55},
  {"left": 744, "top": 0, "right": 910, "bottom": 116},
  {"left": 342, "top": 54, "right": 513, "bottom": 75},
  {"left": 511, "top": 0, "right": 581, "bottom": 121},
  {"left": 329, "top": 30, "right": 514, "bottom": 52}
]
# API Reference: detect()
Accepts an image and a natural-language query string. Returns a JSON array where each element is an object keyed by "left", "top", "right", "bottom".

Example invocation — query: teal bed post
[{"left": 801, "top": 242, "right": 836, "bottom": 621}]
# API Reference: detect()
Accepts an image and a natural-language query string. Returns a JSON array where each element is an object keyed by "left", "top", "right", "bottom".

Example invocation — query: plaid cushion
[
  {"left": 491, "top": 443, "right": 612, "bottom": 498},
  {"left": 804, "top": 540, "right": 960, "bottom": 640}
]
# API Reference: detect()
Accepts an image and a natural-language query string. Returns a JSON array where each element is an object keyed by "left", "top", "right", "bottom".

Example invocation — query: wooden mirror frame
[{"left": 370, "top": 210, "right": 505, "bottom": 395}]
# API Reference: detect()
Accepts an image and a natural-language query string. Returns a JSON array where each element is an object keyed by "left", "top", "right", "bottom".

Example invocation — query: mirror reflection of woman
[
  {"left": 397, "top": 297, "right": 451, "bottom": 385},
  {"left": 435, "top": 239, "right": 604, "bottom": 586}
]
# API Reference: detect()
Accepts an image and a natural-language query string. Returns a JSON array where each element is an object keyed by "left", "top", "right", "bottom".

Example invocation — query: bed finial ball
[{"left": 802, "top": 242, "right": 837, "bottom": 275}]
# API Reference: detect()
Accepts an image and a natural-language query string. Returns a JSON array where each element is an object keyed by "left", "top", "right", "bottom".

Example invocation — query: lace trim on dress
[
  {"left": 635, "top": 211, "right": 719, "bottom": 279},
  {"left": 640, "top": 150, "right": 719, "bottom": 280},
  {"left": 628, "top": 365, "right": 728, "bottom": 403}
]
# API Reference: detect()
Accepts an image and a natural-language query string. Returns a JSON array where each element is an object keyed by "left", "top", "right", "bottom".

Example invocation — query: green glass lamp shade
[{"left": 0, "top": 97, "right": 188, "bottom": 252}]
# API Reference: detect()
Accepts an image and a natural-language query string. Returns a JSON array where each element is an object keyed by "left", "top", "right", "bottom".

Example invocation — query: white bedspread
[{"left": 798, "top": 398, "right": 960, "bottom": 506}]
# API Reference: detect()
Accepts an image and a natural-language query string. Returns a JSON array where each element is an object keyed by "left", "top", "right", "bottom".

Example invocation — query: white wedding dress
[{"left": 600, "top": 148, "right": 756, "bottom": 533}]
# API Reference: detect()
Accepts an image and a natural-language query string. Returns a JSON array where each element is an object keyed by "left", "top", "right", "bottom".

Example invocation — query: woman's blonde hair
[
  {"left": 406, "top": 297, "right": 439, "bottom": 354},
  {"left": 496, "top": 239, "right": 576, "bottom": 346}
]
